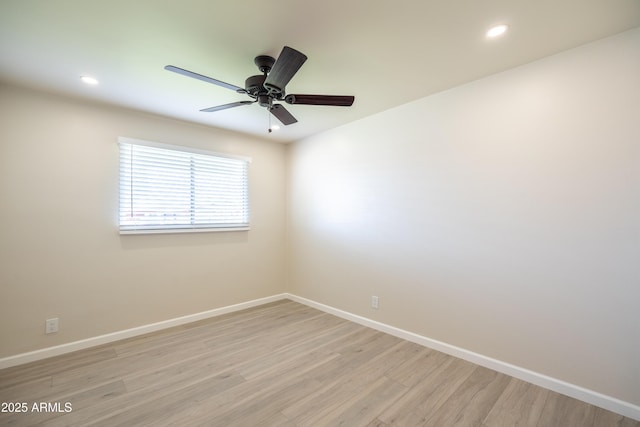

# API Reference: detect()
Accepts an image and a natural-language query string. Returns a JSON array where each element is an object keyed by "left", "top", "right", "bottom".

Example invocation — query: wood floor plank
[
  {"left": 1, "top": 380, "right": 126, "bottom": 426},
  {"left": 316, "top": 376, "right": 408, "bottom": 427},
  {"left": 0, "top": 347, "right": 117, "bottom": 390},
  {"left": 88, "top": 371, "right": 245, "bottom": 427},
  {"left": 481, "top": 377, "right": 549, "bottom": 426},
  {"left": 0, "top": 300, "right": 637, "bottom": 427},
  {"left": 43, "top": 367, "right": 239, "bottom": 426},
  {"left": 0, "top": 376, "right": 53, "bottom": 402},
  {"left": 592, "top": 407, "right": 640, "bottom": 427},
  {"left": 150, "top": 350, "right": 338, "bottom": 426},
  {"left": 535, "top": 391, "right": 603, "bottom": 427},
  {"left": 422, "top": 365, "right": 511, "bottom": 426},
  {"left": 378, "top": 356, "right": 477, "bottom": 425},
  {"left": 281, "top": 336, "right": 408, "bottom": 424},
  {"left": 365, "top": 418, "right": 390, "bottom": 427},
  {"left": 51, "top": 338, "right": 209, "bottom": 389},
  {"left": 384, "top": 346, "right": 450, "bottom": 387}
]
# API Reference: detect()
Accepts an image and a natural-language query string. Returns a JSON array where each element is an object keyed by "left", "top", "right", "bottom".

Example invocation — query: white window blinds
[{"left": 119, "top": 138, "right": 250, "bottom": 233}]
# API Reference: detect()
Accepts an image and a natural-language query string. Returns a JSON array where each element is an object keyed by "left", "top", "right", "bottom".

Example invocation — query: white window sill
[{"left": 119, "top": 226, "right": 250, "bottom": 235}]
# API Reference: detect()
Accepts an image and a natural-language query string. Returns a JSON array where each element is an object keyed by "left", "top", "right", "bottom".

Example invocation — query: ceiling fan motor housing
[
  {"left": 245, "top": 75, "right": 267, "bottom": 96},
  {"left": 246, "top": 75, "right": 282, "bottom": 107}
]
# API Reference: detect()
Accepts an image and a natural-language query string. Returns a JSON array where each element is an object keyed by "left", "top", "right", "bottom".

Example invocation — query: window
[{"left": 119, "top": 137, "right": 250, "bottom": 234}]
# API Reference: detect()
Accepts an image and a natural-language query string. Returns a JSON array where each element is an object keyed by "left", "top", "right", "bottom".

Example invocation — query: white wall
[
  {"left": 0, "top": 85, "right": 287, "bottom": 357},
  {"left": 287, "top": 28, "right": 640, "bottom": 406}
]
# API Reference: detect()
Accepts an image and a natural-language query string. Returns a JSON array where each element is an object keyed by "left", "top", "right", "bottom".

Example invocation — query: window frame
[{"left": 118, "top": 137, "right": 251, "bottom": 235}]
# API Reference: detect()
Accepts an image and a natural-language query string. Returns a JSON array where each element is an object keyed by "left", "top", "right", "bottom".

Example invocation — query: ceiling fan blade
[
  {"left": 200, "top": 101, "right": 254, "bottom": 112},
  {"left": 270, "top": 104, "right": 298, "bottom": 125},
  {"left": 285, "top": 94, "right": 355, "bottom": 106},
  {"left": 263, "top": 46, "right": 307, "bottom": 94},
  {"left": 165, "top": 65, "right": 245, "bottom": 93}
]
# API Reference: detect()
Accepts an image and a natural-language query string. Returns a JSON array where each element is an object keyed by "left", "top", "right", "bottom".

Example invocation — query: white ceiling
[{"left": 1, "top": 1, "right": 639, "bottom": 143}]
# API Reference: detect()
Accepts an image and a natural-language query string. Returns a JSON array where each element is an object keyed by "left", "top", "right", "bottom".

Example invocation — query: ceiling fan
[{"left": 165, "top": 46, "right": 355, "bottom": 131}]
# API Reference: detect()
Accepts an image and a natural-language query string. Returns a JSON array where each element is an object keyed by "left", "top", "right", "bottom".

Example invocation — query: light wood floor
[{"left": 1, "top": 300, "right": 638, "bottom": 426}]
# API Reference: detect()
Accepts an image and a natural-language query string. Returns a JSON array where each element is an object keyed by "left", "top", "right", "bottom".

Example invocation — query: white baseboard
[
  {"left": 1, "top": 292, "right": 638, "bottom": 421},
  {"left": 0, "top": 294, "right": 288, "bottom": 370},
  {"left": 285, "top": 293, "right": 640, "bottom": 422}
]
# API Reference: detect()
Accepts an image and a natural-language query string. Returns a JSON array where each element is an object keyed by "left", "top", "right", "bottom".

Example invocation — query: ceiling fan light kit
[{"left": 165, "top": 46, "right": 355, "bottom": 132}]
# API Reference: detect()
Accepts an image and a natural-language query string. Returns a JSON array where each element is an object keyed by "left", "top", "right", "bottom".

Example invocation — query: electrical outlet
[
  {"left": 45, "top": 318, "right": 59, "bottom": 334},
  {"left": 371, "top": 295, "right": 379, "bottom": 309}
]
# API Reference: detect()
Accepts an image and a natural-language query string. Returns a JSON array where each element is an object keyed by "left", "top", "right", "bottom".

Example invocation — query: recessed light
[
  {"left": 80, "top": 76, "right": 99, "bottom": 85},
  {"left": 486, "top": 24, "right": 509, "bottom": 39},
  {"left": 270, "top": 125, "right": 280, "bottom": 131}
]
